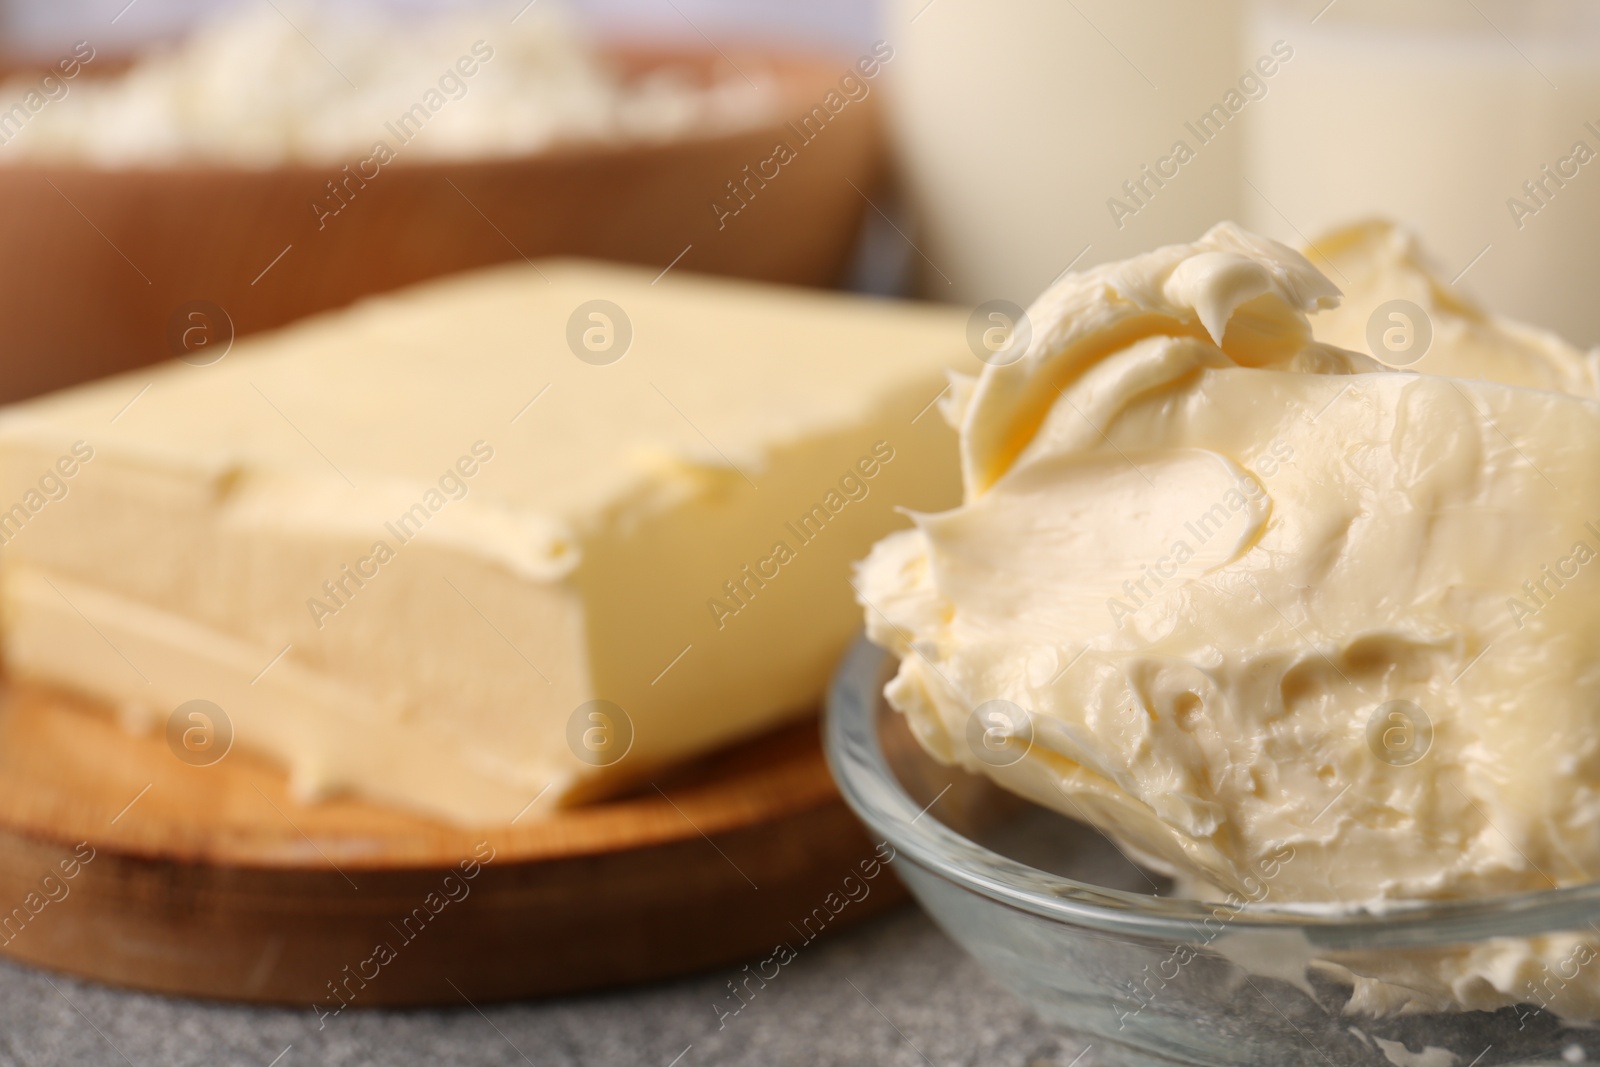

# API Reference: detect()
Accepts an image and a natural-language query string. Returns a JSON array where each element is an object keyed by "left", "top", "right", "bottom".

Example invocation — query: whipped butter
[
  {"left": 858, "top": 220, "right": 1600, "bottom": 1013},
  {"left": 0, "top": 260, "right": 964, "bottom": 824}
]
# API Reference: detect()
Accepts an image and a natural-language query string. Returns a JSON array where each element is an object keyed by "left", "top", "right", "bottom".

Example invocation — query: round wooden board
[{"left": 0, "top": 680, "right": 904, "bottom": 1007}]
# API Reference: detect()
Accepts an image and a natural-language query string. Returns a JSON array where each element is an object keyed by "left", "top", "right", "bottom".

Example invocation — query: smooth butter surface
[{"left": 0, "top": 260, "right": 965, "bottom": 824}]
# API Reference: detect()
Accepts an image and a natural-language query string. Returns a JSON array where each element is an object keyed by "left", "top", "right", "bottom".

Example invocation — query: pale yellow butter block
[{"left": 0, "top": 261, "right": 965, "bottom": 824}]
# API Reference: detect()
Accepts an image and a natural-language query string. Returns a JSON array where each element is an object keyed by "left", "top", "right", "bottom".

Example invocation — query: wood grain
[{"left": 0, "top": 681, "right": 904, "bottom": 1006}]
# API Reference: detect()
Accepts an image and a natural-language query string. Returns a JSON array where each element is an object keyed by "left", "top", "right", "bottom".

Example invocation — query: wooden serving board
[{"left": 0, "top": 681, "right": 903, "bottom": 1006}]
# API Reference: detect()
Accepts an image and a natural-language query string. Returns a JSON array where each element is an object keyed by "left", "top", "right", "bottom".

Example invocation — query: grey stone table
[{"left": 0, "top": 907, "right": 1092, "bottom": 1067}]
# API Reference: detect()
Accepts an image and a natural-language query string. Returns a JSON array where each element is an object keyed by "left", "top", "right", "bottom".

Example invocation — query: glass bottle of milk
[{"left": 1243, "top": 0, "right": 1600, "bottom": 343}]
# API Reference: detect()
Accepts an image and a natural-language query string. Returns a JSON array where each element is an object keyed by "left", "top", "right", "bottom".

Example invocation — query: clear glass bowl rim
[{"left": 824, "top": 632, "right": 1600, "bottom": 951}]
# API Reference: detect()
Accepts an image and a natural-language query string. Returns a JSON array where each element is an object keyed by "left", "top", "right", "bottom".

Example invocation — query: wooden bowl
[{"left": 0, "top": 45, "right": 884, "bottom": 403}]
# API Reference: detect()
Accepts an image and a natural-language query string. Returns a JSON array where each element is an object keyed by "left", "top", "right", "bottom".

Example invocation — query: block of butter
[{"left": 0, "top": 261, "right": 963, "bottom": 824}]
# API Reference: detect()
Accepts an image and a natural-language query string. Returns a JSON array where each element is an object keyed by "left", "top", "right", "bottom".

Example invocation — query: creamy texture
[
  {"left": 0, "top": 260, "right": 963, "bottom": 824},
  {"left": 1306, "top": 220, "right": 1600, "bottom": 397},
  {"left": 0, "top": 3, "right": 774, "bottom": 166},
  {"left": 858, "top": 220, "right": 1600, "bottom": 1014}
]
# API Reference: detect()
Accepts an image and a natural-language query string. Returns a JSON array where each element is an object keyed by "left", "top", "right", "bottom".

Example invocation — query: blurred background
[{"left": 0, "top": 0, "right": 1596, "bottom": 364}]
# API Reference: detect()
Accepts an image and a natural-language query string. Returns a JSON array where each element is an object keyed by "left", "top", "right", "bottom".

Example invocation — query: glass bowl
[{"left": 824, "top": 634, "right": 1600, "bottom": 1067}]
